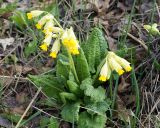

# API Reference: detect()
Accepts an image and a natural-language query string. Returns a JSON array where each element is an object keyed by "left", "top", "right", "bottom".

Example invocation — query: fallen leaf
[
  {"left": 16, "top": 92, "right": 27, "bottom": 104},
  {"left": 105, "top": 36, "right": 117, "bottom": 51},
  {"left": 86, "top": 0, "right": 110, "bottom": 16},
  {"left": 118, "top": 77, "right": 130, "bottom": 93},
  {"left": 0, "top": 37, "right": 14, "bottom": 51},
  {"left": 12, "top": 106, "right": 25, "bottom": 115},
  {"left": 117, "top": 96, "right": 131, "bottom": 123}
]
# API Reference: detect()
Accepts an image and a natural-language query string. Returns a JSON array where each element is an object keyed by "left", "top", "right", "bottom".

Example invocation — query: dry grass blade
[{"left": 15, "top": 87, "right": 42, "bottom": 128}]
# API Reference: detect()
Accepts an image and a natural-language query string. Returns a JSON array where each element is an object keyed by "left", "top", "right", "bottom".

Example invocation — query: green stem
[
  {"left": 111, "top": 75, "right": 119, "bottom": 109},
  {"left": 67, "top": 49, "right": 80, "bottom": 84},
  {"left": 109, "top": 74, "right": 113, "bottom": 98}
]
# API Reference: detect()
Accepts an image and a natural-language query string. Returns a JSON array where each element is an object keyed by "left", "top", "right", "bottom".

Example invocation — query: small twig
[
  {"left": 0, "top": 75, "right": 28, "bottom": 81},
  {"left": 32, "top": 106, "right": 62, "bottom": 120},
  {"left": 127, "top": 32, "right": 148, "bottom": 51},
  {"left": 15, "top": 87, "right": 42, "bottom": 128},
  {"left": 120, "top": 29, "right": 148, "bottom": 51}
]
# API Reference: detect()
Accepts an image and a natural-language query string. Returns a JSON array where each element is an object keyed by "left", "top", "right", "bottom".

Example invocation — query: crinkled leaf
[
  {"left": 67, "top": 80, "right": 81, "bottom": 96},
  {"left": 80, "top": 78, "right": 106, "bottom": 102},
  {"left": 61, "top": 102, "right": 80, "bottom": 123},
  {"left": 75, "top": 48, "right": 90, "bottom": 82},
  {"left": 28, "top": 74, "right": 64, "bottom": 99},
  {"left": 82, "top": 27, "right": 108, "bottom": 73},
  {"left": 56, "top": 54, "right": 70, "bottom": 79},
  {"left": 69, "top": 71, "right": 75, "bottom": 81},
  {"left": 78, "top": 112, "right": 106, "bottom": 128},
  {"left": 85, "top": 99, "right": 111, "bottom": 115},
  {"left": 60, "top": 92, "right": 77, "bottom": 104}
]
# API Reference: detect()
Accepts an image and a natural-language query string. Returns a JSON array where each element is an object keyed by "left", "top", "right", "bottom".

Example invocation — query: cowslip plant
[{"left": 27, "top": 10, "right": 132, "bottom": 127}]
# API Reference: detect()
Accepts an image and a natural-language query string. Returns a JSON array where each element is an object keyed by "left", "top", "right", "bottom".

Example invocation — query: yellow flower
[
  {"left": 61, "top": 27, "right": 79, "bottom": 54},
  {"left": 107, "top": 53, "right": 124, "bottom": 75},
  {"left": 49, "top": 39, "right": 60, "bottom": 58},
  {"left": 43, "top": 26, "right": 62, "bottom": 35},
  {"left": 143, "top": 23, "right": 160, "bottom": 35},
  {"left": 40, "top": 32, "right": 52, "bottom": 51},
  {"left": 110, "top": 52, "right": 132, "bottom": 72},
  {"left": 35, "top": 14, "right": 54, "bottom": 29},
  {"left": 99, "top": 60, "right": 111, "bottom": 81},
  {"left": 27, "top": 10, "right": 44, "bottom": 19},
  {"left": 43, "top": 20, "right": 54, "bottom": 33},
  {"left": 40, "top": 43, "right": 48, "bottom": 51}
]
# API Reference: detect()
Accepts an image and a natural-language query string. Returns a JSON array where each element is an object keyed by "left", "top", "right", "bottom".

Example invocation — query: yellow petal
[
  {"left": 27, "top": 13, "right": 32, "bottom": 19},
  {"left": 36, "top": 23, "right": 42, "bottom": 29},
  {"left": 118, "top": 69, "right": 124, "bottom": 75},
  {"left": 108, "top": 55, "right": 123, "bottom": 75},
  {"left": 99, "top": 75, "right": 107, "bottom": 81},
  {"left": 49, "top": 51, "right": 57, "bottom": 58},
  {"left": 99, "top": 60, "right": 111, "bottom": 81},
  {"left": 70, "top": 48, "right": 79, "bottom": 55},
  {"left": 125, "top": 66, "right": 132, "bottom": 72},
  {"left": 50, "top": 39, "right": 60, "bottom": 58},
  {"left": 40, "top": 43, "right": 48, "bottom": 51},
  {"left": 110, "top": 52, "right": 132, "bottom": 72}
]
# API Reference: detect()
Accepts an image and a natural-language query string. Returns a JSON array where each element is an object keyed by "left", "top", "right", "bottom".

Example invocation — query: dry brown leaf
[
  {"left": 105, "top": 36, "right": 117, "bottom": 51},
  {"left": 118, "top": 77, "right": 130, "bottom": 93},
  {"left": 86, "top": 0, "right": 110, "bottom": 16},
  {"left": 16, "top": 92, "right": 27, "bottom": 104},
  {"left": 12, "top": 106, "right": 25, "bottom": 115},
  {"left": 117, "top": 96, "right": 131, "bottom": 123},
  {"left": 0, "top": 37, "right": 14, "bottom": 51},
  {"left": 15, "top": 65, "right": 33, "bottom": 74},
  {"left": 0, "top": 66, "right": 14, "bottom": 87}
]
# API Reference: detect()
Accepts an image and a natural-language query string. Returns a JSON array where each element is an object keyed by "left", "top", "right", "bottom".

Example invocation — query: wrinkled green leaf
[
  {"left": 56, "top": 54, "right": 70, "bottom": 80},
  {"left": 75, "top": 48, "right": 90, "bottom": 82},
  {"left": 78, "top": 112, "right": 106, "bottom": 128},
  {"left": 60, "top": 92, "right": 77, "bottom": 103},
  {"left": 82, "top": 28, "right": 108, "bottom": 73},
  {"left": 80, "top": 78, "right": 106, "bottom": 102},
  {"left": 85, "top": 99, "right": 111, "bottom": 115},
  {"left": 28, "top": 74, "right": 64, "bottom": 99},
  {"left": 61, "top": 102, "right": 80, "bottom": 123},
  {"left": 67, "top": 80, "right": 81, "bottom": 95}
]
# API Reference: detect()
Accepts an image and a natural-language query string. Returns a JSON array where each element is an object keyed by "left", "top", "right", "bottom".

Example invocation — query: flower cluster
[
  {"left": 27, "top": 10, "right": 80, "bottom": 58},
  {"left": 99, "top": 52, "right": 132, "bottom": 81}
]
